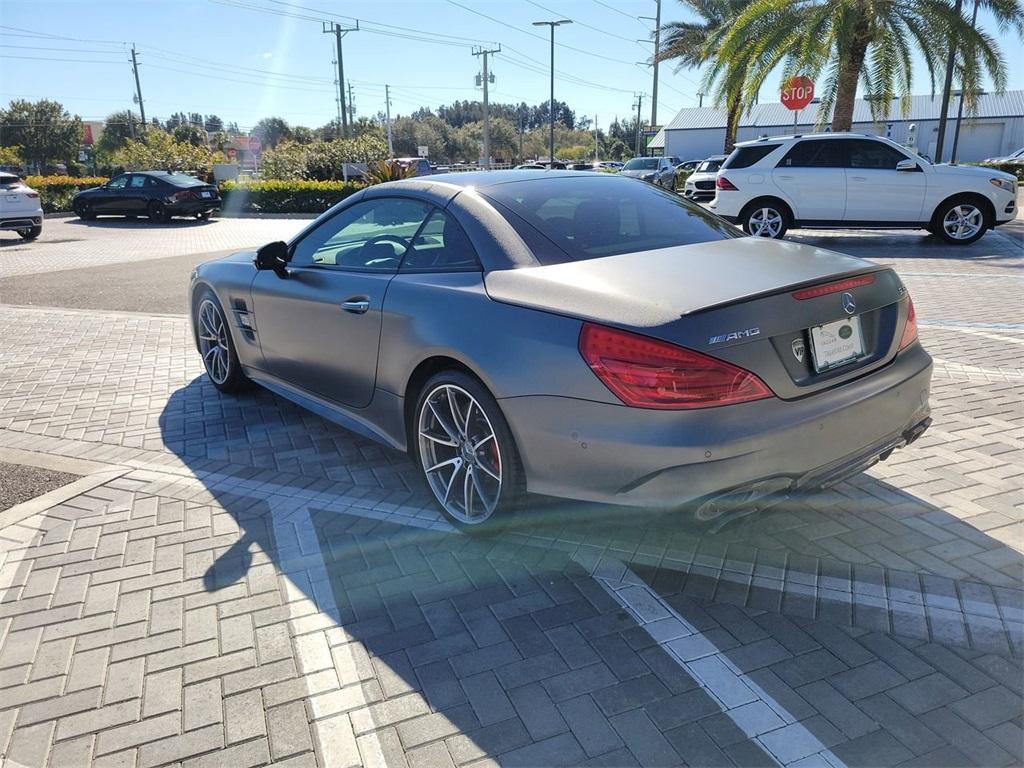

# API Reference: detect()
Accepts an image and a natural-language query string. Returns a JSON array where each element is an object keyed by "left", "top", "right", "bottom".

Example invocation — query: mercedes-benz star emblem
[
  {"left": 791, "top": 337, "right": 805, "bottom": 363},
  {"left": 842, "top": 292, "right": 857, "bottom": 315}
]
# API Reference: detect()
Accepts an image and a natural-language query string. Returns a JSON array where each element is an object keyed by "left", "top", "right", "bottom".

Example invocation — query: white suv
[
  {"left": 0, "top": 172, "right": 43, "bottom": 240},
  {"left": 709, "top": 133, "right": 1018, "bottom": 245}
]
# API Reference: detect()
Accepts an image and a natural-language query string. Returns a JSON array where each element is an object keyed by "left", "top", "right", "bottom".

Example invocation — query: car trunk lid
[{"left": 485, "top": 238, "right": 908, "bottom": 399}]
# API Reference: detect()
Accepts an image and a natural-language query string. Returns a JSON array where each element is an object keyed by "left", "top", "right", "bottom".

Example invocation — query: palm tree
[
  {"left": 657, "top": 0, "right": 756, "bottom": 152},
  {"left": 716, "top": 0, "right": 1022, "bottom": 132}
]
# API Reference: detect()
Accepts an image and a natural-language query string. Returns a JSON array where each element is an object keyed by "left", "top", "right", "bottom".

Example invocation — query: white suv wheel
[{"left": 744, "top": 205, "right": 787, "bottom": 239}]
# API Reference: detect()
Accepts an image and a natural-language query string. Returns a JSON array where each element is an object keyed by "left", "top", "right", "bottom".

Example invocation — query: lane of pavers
[{"left": 0, "top": 226, "right": 1021, "bottom": 767}]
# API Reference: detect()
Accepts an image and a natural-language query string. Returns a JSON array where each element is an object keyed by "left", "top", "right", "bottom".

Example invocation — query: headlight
[{"left": 990, "top": 177, "right": 1015, "bottom": 193}]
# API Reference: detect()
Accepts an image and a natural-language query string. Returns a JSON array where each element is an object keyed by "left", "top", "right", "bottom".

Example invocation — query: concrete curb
[{"left": 0, "top": 467, "right": 130, "bottom": 529}]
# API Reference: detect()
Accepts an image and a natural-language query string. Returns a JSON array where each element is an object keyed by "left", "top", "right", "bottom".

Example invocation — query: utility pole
[
  {"left": 633, "top": 94, "right": 644, "bottom": 156},
  {"left": 951, "top": 0, "right": 981, "bottom": 164},
  {"left": 347, "top": 81, "right": 356, "bottom": 125},
  {"left": 384, "top": 84, "right": 393, "bottom": 156},
  {"left": 934, "top": 0, "right": 963, "bottom": 163},
  {"left": 472, "top": 45, "right": 501, "bottom": 169},
  {"left": 697, "top": 91, "right": 704, "bottom": 108},
  {"left": 322, "top": 21, "right": 359, "bottom": 138},
  {"left": 532, "top": 19, "right": 572, "bottom": 163},
  {"left": 651, "top": 0, "right": 661, "bottom": 127},
  {"left": 594, "top": 114, "right": 599, "bottom": 161},
  {"left": 130, "top": 45, "right": 146, "bottom": 130}
]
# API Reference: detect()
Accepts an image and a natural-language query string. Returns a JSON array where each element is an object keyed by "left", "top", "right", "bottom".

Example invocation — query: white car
[
  {"left": 984, "top": 146, "right": 1023, "bottom": 163},
  {"left": 0, "top": 172, "right": 43, "bottom": 240},
  {"left": 709, "top": 133, "right": 1018, "bottom": 245},
  {"left": 683, "top": 155, "right": 727, "bottom": 200}
]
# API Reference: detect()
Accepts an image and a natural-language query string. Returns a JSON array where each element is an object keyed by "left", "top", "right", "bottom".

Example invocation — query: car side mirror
[
  {"left": 896, "top": 159, "right": 919, "bottom": 172},
  {"left": 254, "top": 241, "right": 289, "bottom": 275}
]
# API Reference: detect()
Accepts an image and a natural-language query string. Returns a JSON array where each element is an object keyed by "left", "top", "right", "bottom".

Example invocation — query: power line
[
  {"left": 590, "top": 0, "right": 645, "bottom": 23},
  {"left": 523, "top": 0, "right": 642, "bottom": 45}
]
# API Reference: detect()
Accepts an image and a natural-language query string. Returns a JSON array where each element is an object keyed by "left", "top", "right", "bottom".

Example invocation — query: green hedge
[
  {"left": 975, "top": 161, "right": 1024, "bottom": 182},
  {"left": 26, "top": 175, "right": 107, "bottom": 213},
  {"left": 218, "top": 179, "right": 365, "bottom": 214}
]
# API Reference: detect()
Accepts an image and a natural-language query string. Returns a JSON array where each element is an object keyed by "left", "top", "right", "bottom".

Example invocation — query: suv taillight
[
  {"left": 579, "top": 323, "right": 773, "bottom": 410},
  {"left": 716, "top": 176, "right": 738, "bottom": 191},
  {"left": 899, "top": 296, "right": 918, "bottom": 350}
]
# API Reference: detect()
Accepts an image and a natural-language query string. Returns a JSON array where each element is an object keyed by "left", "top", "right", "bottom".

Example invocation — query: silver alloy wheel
[
  {"left": 748, "top": 207, "right": 784, "bottom": 238},
  {"left": 197, "top": 299, "right": 230, "bottom": 385},
  {"left": 418, "top": 384, "right": 502, "bottom": 524},
  {"left": 942, "top": 204, "right": 983, "bottom": 241}
]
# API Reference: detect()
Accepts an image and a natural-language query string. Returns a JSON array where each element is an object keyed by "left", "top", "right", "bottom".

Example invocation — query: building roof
[{"left": 648, "top": 89, "right": 1024, "bottom": 148}]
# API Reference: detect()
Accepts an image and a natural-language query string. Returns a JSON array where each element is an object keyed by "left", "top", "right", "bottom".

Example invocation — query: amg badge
[
  {"left": 791, "top": 337, "right": 806, "bottom": 362},
  {"left": 708, "top": 327, "right": 761, "bottom": 345}
]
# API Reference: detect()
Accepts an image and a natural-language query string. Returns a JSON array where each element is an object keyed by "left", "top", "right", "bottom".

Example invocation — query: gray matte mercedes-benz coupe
[{"left": 189, "top": 171, "right": 932, "bottom": 528}]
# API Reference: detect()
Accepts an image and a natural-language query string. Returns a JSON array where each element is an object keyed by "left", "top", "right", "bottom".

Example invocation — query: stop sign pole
[{"left": 781, "top": 75, "right": 815, "bottom": 131}]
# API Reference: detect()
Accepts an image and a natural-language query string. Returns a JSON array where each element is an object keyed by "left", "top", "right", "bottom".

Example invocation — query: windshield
[
  {"left": 622, "top": 158, "right": 659, "bottom": 170},
  {"left": 481, "top": 175, "right": 739, "bottom": 265},
  {"left": 696, "top": 159, "right": 723, "bottom": 173}
]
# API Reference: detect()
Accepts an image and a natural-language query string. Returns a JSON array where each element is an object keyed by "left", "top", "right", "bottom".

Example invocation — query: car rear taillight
[
  {"left": 791, "top": 273, "right": 875, "bottom": 300},
  {"left": 579, "top": 323, "right": 773, "bottom": 410},
  {"left": 173, "top": 189, "right": 198, "bottom": 201},
  {"left": 716, "top": 176, "right": 738, "bottom": 191},
  {"left": 26, "top": 192, "right": 39, "bottom": 199},
  {"left": 899, "top": 296, "right": 918, "bottom": 350}
]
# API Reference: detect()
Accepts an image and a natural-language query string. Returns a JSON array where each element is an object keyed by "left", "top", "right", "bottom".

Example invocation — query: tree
[
  {"left": 204, "top": 114, "right": 224, "bottom": 132},
  {"left": 0, "top": 99, "right": 83, "bottom": 171},
  {"left": 96, "top": 110, "right": 141, "bottom": 157},
  {"left": 659, "top": 0, "right": 754, "bottom": 152},
  {"left": 172, "top": 123, "right": 207, "bottom": 147},
  {"left": 252, "top": 117, "right": 292, "bottom": 148},
  {"left": 112, "top": 129, "right": 225, "bottom": 174},
  {"left": 717, "top": 0, "right": 1022, "bottom": 132},
  {"left": 291, "top": 126, "right": 315, "bottom": 144}
]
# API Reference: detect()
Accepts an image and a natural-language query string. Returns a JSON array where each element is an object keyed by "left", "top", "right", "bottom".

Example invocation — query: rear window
[
  {"left": 0, "top": 173, "right": 22, "bottom": 188},
  {"left": 622, "top": 158, "right": 659, "bottom": 170},
  {"left": 162, "top": 173, "right": 204, "bottom": 187},
  {"left": 722, "top": 144, "right": 781, "bottom": 169},
  {"left": 696, "top": 159, "right": 723, "bottom": 173},
  {"left": 482, "top": 175, "right": 739, "bottom": 265}
]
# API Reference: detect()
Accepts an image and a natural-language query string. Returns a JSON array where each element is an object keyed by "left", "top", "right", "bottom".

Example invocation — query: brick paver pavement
[{"left": 0, "top": 224, "right": 1020, "bottom": 767}]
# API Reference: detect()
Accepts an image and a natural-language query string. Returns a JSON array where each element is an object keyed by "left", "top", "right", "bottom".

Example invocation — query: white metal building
[{"left": 649, "top": 90, "right": 1024, "bottom": 162}]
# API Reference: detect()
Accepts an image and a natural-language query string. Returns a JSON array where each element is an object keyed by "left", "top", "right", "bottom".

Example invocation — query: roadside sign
[
  {"left": 781, "top": 76, "right": 815, "bottom": 111},
  {"left": 82, "top": 124, "right": 94, "bottom": 146},
  {"left": 417, "top": 145, "right": 428, "bottom": 158},
  {"left": 226, "top": 147, "right": 237, "bottom": 159},
  {"left": 248, "top": 135, "right": 262, "bottom": 155}
]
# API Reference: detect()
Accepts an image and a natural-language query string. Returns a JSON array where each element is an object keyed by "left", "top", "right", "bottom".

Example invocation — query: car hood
[
  {"left": 687, "top": 172, "right": 717, "bottom": 183},
  {"left": 931, "top": 163, "right": 1016, "bottom": 182},
  {"left": 484, "top": 237, "right": 878, "bottom": 328}
]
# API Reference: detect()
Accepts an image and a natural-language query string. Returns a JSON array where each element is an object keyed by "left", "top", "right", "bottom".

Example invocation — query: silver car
[{"left": 190, "top": 172, "right": 932, "bottom": 528}]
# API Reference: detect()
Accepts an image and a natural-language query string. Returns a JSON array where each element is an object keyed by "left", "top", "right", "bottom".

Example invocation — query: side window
[
  {"left": 401, "top": 210, "right": 481, "bottom": 272},
  {"left": 847, "top": 140, "right": 907, "bottom": 169},
  {"left": 145, "top": 177, "right": 163, "bottom": 189},
  {"left": 722, "top": 144, "right": 782, "bottom": 169},
  {"left": 128, "top": 175, "right": 147, "bottom": 188},
  {"left": 106, "top": 175, "right": 129, "bottom": 189},
  {"left": 291, "top": 198, "right": 431, "bottom": 272},
  {"left": 778, "top": 140, "right": 846, "bottom": 168}
]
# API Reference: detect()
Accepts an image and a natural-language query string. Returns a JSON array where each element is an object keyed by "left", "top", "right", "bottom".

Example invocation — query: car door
[
  {"left": 250, "top": 196, "right": 432, "bottom": 408},
  {"left": 771, "top": 139, "right": 848, "bottom": 222},
  {"left": 843, "top": 139, "right": 927, "bottom": 223},
  {"left": 123, "top": 174, "right": 150, "bottom": 215},
  {"left": 93, "top": 174, "right": 129, "bottom": 213}
]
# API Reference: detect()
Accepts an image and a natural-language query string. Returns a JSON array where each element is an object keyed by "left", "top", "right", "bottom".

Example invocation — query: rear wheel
[
  {"left": 934, "top": 196, "right": 988, "bottom": 245},
  {"left": 17, "top": 225, "right": 42, "bottom": 240},
  {"left": 148, "top": 201, "right": 169, "bottom": 223},
  {"left": 741, "top": 200, "right": 789, "bottom": 239},
  {"left": 414, "top": 371, "right": 524, "bottom": 530}
]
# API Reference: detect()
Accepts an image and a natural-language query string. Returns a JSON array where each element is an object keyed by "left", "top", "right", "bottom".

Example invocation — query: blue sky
[{"left": 1, "top": 0, "right": 1021, "bottom": 133}]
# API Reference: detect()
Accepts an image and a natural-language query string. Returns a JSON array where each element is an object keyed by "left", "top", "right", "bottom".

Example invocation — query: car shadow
[
  {"left": 786, "top": 230, "right": 1023, "bottom": 267},
  {"left": 63, "top": 216, "right": 217, "bottom": 230},
  {"left": 155, "top": 375, "right": 1022, "bottom": 765}
]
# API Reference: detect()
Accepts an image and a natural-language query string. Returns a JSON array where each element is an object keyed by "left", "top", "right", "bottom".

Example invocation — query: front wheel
[
  {"left": 18, "top": 225, "right": 41, "bottom": 240},
  {"left": 414, "top": 371, "right": 524, "bottom": 530},
  {"left": 193, "top": 290, "right": 248, "bottom": 393},
  {"left": 934, "top": 198, "right": 988, "bottom": 245},
  {"left": 741, "top": 202, "right": 789, "bottom": 239}
]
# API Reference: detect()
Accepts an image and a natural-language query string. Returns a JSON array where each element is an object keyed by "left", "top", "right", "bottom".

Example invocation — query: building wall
[{"left": 663, "top": 116, "right": 1024, "bottom": 162}]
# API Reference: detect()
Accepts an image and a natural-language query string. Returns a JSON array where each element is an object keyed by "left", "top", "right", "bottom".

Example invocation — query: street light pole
[
  {"left": 532, "top": 20, "right": 572, "bottom": 164},
  {"left": 651, "top": 0, "right": 661, "bottom": 127}
]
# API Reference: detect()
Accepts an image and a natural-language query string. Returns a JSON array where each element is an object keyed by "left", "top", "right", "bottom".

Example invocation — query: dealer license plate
[
  {"left": 201, "top": 191, "right": 212, "bottom": 198},
  {"left": 809, "top": 316, "right": 865, "bottom": 372},
  {"left": 5, "top": 195, "right": 18, "bottom": 202}
]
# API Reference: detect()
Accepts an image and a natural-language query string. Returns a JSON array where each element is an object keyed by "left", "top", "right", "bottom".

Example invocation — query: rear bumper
[
  {"left": 168, "top": 200, "right": 220, "bottom": 215},
  {"left": 0, "top": 212, "right": 42, "bottom": 230},
  {"left": 500, "top": 343, "right": 932, "bottom": 508}
]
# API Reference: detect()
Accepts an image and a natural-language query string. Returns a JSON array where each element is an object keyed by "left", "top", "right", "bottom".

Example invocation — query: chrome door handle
[
  {"left": 341, "top": 299, "right": 370, "bottom": 314},
  {"left": 777, "top": 174, "right": 795, "bottom": 180}
]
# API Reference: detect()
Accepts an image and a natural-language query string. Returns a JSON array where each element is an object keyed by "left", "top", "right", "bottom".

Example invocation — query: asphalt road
[
  {"left": 0, "top": 248, "right": 232, "bottom": 315},
  {"left": 0, "top": 461, "right": 78, "bottom": 512}
]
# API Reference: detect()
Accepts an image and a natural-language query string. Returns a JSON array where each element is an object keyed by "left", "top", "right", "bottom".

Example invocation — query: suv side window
[
  {"left": 291, "top": 197, "right": 432, "bottom": 272},
  {"left": 401, "top": 210, "right": 481, "bottom": 272},
  {"left": 722, "top": 144, "right": 782, "bottom": 169},
  {"left": 847, "top": 139, "right": 907, "bottom": 169},
  {"left": 778, "top": 139, "right": 847, "bottom": 168}
]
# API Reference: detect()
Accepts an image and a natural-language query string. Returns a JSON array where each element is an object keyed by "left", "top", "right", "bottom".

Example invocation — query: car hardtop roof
[
  {"left": 385, "top": 168, "right": 604, "bottom": 190},
  {"left": 733, "top": 132, "right": 877, "bottom": 148}
]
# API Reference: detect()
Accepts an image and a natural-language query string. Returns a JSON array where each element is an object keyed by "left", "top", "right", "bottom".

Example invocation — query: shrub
[
  {"left": 219, "top": 179, "right": 364, "bottom": 214},
  {"left": 976, "top": 161, "right": 1024, "bottom": 182},
  {"left": 25, "top": 174, "right": 107, "bottom": 212},
  {"left": 260, "top": 136, "right": 389, "bottom": 181},
  {"left": 364, "top": 160, "right": 417, "bottom": 185}
]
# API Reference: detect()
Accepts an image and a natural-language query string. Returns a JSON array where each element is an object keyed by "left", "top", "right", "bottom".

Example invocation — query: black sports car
[{"left": 73, "top": 171, "right": 220, "bottom": 222}]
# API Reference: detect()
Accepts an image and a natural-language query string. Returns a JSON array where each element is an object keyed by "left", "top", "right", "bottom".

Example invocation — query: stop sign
[
  {"left": 781, "top": 76, "right": 815, "bottom": 111},
  {"left": 247, "top": 135, "right": 262, "bottom": 155}
]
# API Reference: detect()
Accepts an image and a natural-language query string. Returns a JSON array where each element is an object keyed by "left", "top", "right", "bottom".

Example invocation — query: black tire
[
  {"left": 192, "top": 288, "right": 249, "bottom": 394},
  {"left": 931, "top": 195, "right": 989, "bottom": 245},
  {"left": 18, "top": 225, "right": 42, "bottom": 240},
  {"left": 740, "top": 199, "right": 790, "bottom": 239},
  {"left": 412, "top": 370, "right": 525, "bottom": 532},
  {"left": 74, "top": 200, "right": 95, "bottom": 221},
  {"left": 148, "top": 201, "right": 170, "bottom": 223}
]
